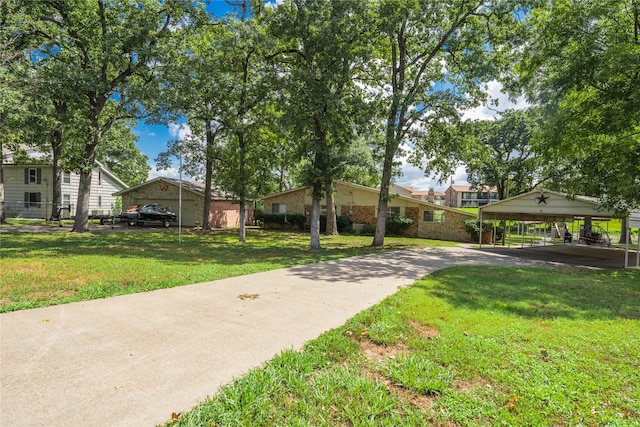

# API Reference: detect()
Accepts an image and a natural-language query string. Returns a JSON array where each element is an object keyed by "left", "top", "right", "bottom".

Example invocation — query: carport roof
[{"left": 478, "top": 188, "right": 622, "bottom": 222}]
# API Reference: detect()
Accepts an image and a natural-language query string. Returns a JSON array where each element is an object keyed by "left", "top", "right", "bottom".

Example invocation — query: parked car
[{"left": 121, "top": 203, "right": 177, "bottom": 228}]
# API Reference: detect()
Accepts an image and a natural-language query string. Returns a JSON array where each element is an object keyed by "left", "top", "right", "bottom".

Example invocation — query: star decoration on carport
[{"left": 536, "top": 193, "right": 549, "bottom": 205}]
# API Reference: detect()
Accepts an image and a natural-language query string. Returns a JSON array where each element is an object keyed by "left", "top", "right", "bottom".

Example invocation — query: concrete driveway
[{"left": 0, "top": 247, "right": 582, "bottom": 427}]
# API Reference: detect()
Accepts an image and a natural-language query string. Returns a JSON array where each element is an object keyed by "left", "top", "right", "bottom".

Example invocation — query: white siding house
[{"left": 2, "top": 160, "right": 128, "bottom": 219}]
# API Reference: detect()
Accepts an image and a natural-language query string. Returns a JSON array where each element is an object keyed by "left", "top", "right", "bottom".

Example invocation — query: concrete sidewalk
[{"left": 1, "top": 247, "right": 560, "bottom": 427}]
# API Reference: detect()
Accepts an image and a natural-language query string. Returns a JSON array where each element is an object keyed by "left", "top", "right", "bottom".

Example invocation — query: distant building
[
  {"left": 411, "top": 189, "right": 446, "bottom": 205},
  {"left": 444, "top": 185, "right": 499, "bottom": 208},
  {"left": 2, "top": 148, "right": 127, "bottom": 219}
]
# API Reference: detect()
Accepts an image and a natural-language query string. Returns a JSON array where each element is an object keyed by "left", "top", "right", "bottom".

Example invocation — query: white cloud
[
  {"left": 394, "top": 143, "right": 468, "bottom": 191},
  {"left": 148, "top": 165, "right": 181, "bottom": 180},
  {"left": 167, "top": 122, "right": 192, "bottom": 140},
  {"left": 461, "top": 80, "right": 529, "bottom": 121},
  {"left": 265, "top": 0, "right": 284, "bottom": 9}
]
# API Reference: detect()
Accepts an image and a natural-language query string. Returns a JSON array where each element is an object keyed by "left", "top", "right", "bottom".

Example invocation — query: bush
[
  {"left": 360, "top": 224, "right": 377, "bottom": 235},
  {"left": 320, "top": 215, "right": 352, "bottom": 233},
  {"left": 385, "top": 215, "right": 413, "bottom": 236},
  {"left": 257, "top": 213, "right": 306, "bottom": 230},
  {"left": 464, "top": 219, "right": 503, "bottom": 243}
]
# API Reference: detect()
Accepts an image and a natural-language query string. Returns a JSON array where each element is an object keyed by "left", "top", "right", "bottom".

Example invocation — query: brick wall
[
  {"left": 263, "top": 189, "right": 306, "bottom": 215},
  {"left": 404, "top": 207, "right": 420, "bottom": 237},
  {"left": 210, "top": 200, "right": 253, "bottom": 228},
  {"left": 418, "top": 207, "right": 472, "bottom": 242},
  {"left": 344, "top": 205, "right": 376, "bottom": 225}
]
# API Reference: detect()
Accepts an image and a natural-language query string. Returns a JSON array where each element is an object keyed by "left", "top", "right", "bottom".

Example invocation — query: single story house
[
  {"left": 2, "top": 148, "right": 128, "bottom": 219},
  {"left": 114, "top": 177, "right": 252, "bottom": 228},
  {"left": 261, "top": 181, "right": 476, "bottom": 242}
]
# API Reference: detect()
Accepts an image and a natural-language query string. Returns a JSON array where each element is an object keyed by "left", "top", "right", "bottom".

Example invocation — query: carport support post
[
  {"left": 493, "top": 215, "right": 497, "bottom": 248},
  {"left": 479, "top": 210, "right": 483, "bottom": 247},
  {"left": 625, "top": 227, "right": 630, "bottom": 268},
  {"left": 624, "top": 226, "right": 639, "bottom": 268},
  {"left": 636, "top": 229, "right": 640, "bottom": 267}
]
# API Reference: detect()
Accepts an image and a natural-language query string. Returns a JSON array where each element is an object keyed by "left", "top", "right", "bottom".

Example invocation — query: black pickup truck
[{"left": 121, "top": 203, "right": 177, "bottom": 228}]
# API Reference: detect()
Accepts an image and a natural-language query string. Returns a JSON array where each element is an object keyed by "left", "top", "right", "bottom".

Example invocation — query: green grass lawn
[
  {"left": 0, "top": 228, "right": 451, "bottom": 313},
  {"left": 166, "top": 266, "right": 640, "bottom": 427},
  {"left": 4, "top": 224, "right": 639, "bottom": 425}
]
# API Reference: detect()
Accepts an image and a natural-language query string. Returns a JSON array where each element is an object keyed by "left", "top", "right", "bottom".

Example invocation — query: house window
[
  {"left": 98, "top": 171, "right": 102, "bottom": 185},
  {"left": 389, "top": 206, "right": 401, "bottom": 216},
  {"left": 272, "top": 203, "right": 286, "bottom": 214},
  {"left": 24, "top": 168, "right": 41, "bottom": 184},
  {"left": 63, "top": 194, "right": 71, "bottom": 207},
  {"left": 63, "top": 172, "right": 71, "bottom": 184},
  {"left": 423, "top": 210, "right": 445, "bottom": 223},
  {"left": 24, "top": 192, "right": 41, "bottom": 208},
  {"left": 98, "top": 196, "right": 102, "bottom": 207}
]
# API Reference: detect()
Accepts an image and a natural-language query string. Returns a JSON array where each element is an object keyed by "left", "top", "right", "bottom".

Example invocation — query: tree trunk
[
  {"left": 619, "top": 217, "right": 633, "bottom": 244},
  {"left": 239, "top": 199, "right": 247, "bottom": 243},
  {"left": 324, "top": 181, "right": 338, "bottom": 236},
  {"left": 373, "top": 141, "right": 396, "bottom": 246},
  {"left": 50, "top": 101, "right": 67, "bottom": 219},
  {"left": 279, "top": 166, "right": 286, "bottom": 192},
  {"left": 50, "top": 128, "right": 63, "bottom": 220},
  {"left": 72, "top": 96, "right": 105, "bottom": 232},
  {"left": 583, "top": 216, "right": 592, "bottom": 242},
  {"left": 0, "top": 139, "right": 4, "bottom": 224},
  {"left": 238, "top": 131, "right": 247, "bottom": 243},
  {"left": 72, "top": 167, "right": 93, "bottom": 232},
  {"left": 310, "top": 182, "right": 322, "bottom": 250},
  {"left": 202, "top": 121, "right": 214, "bottom": 231},
  {"left": 0, "top": 172, "right": 4, "bottom": 224}
]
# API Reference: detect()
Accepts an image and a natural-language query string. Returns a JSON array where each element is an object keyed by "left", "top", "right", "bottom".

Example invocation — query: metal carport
[{"left": 478, "top": 188, "right": 640, "bottom": 268}]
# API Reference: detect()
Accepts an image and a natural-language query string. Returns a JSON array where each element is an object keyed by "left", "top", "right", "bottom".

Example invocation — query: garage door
[{"left": 133, "top": 199, "right": 198, "bottom": 227}]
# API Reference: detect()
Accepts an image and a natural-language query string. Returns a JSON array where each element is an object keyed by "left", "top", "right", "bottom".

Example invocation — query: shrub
[
  {"left": 320, "top": 215, "right": 352, "bottom": 233},
  {"left": 385, "top": 215, "right": 413, "bottom": 236},
  {"left": 464, "top": 219, "right": 503, "bottom": 243},
  {"left": 257, "top": 213, "right": 306, "bottom": 230},
  {"left": 360, "top": 224, "right": 377, "bottom": 235}
]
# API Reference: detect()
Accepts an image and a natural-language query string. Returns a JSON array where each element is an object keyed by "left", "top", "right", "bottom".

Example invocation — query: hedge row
[{"left": 256, "top": 212, "right": 352, "bottom": 232}]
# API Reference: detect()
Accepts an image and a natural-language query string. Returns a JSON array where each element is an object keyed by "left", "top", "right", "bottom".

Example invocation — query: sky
[{"left": 132, "top": 2, "right": 528, "bottom": 191}]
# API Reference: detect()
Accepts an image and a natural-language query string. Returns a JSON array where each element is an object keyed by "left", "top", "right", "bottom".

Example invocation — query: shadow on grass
[
  {"left": 0, "top": 229, "right": 423, "bottom": 267},
  {"left": 420, "top": 266, "right": 640, "bottom": 320}
]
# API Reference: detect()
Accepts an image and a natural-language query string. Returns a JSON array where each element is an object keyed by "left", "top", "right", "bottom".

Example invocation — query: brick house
[
  {"left": 114, "top": 177, "right": 252, "bottom": 228},
  {"left": 261, "top": 181, "right": 475, "bottom": 242}
]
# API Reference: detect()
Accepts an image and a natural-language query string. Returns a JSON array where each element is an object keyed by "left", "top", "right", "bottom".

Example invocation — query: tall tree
[
  {"left": 216, "top": 5, "right": 273, "bottom": 242},
  {"left": 369, "top": 0, "right": 527, "bottom": 246},
  {"left": 0, "top": 0, "right": 35, "bottom": 222},
  {"left": 21, "top": 0, "right": 198, "bottom": 232},
  {"left": 515, "top": 0, "right": 640, "bottom": 212},
  {"left": 442, "top": 109, "right": 543, "bottom": 200},
  {"left": 148, "top": 11, "right": 229, "bottom": 232},
  {"left": 153, "top": 3, "right": 276, "bottom": 240},
  {"left": 263, "top": 0, "right": 372, "bottom": 249}
]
